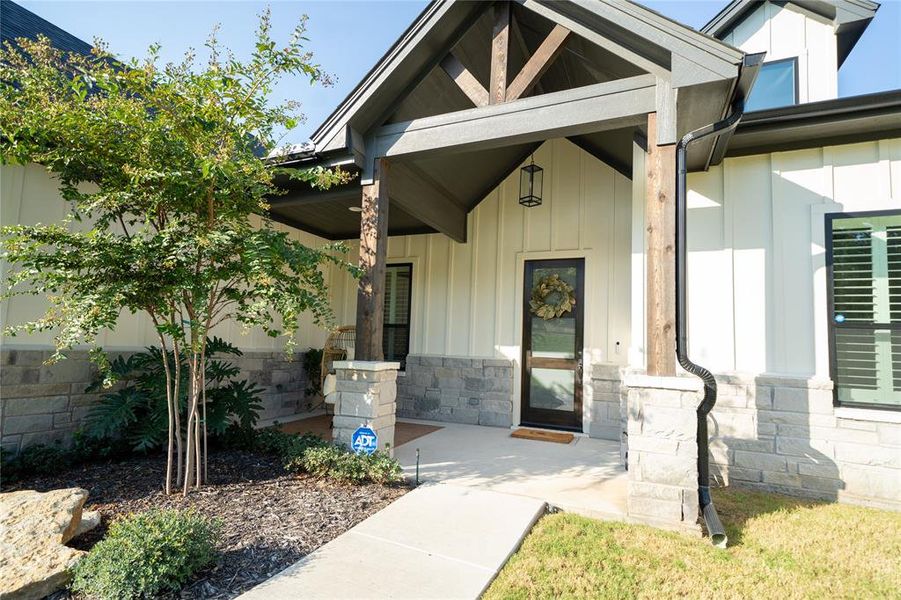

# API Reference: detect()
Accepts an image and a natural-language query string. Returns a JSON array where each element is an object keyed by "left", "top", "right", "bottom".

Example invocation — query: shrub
[
  {"left": 1, "top": 433, "right": 136, "bottom": 484},
  {"left": 221, "top": 425, "right": 403, "bottom": 485},
  {"left": 294, "top": 445, "right": 403, "bottom": 485},
  {"left": 71, "top": 509, "right": 222, "bottom": 600},
  {"left": 85, "top": 337, "right": 263, "bottom": 452},
  {"left": 302, "top": 348, "right": 324, "bottom": 397}
]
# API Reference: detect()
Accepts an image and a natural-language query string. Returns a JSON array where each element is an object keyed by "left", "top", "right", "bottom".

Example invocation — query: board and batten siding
[
  {"left": 720, "top": 0, "right": 838, "bottom": 103},
  {"left": 327, "top": 138, "right": 633, "bottom": 369},
  {"left": 671, "top": 139, "right": 900, "bottom": 378},
  {"left": 0, "top": 163, "right": 332, "bottom": 353}
]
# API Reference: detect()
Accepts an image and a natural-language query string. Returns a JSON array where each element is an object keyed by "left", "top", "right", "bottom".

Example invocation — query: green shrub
[
  {"left": 302, "top": 348, "right": 324, "bottom": 397},
  {"left": 71, "top": 509, "right": 221, "bottom": 600},
  {"left": 1, "top": 433, "right": 134, "bottom": 484},
  {"left": 1, "top": 443, "right": 71, "bottom": 481},
  {"left": 294, "top": 444, "right": 403, "bottom": 485},
  {"left": 221, "top": 425, "right": 403, "bottom": 485}
]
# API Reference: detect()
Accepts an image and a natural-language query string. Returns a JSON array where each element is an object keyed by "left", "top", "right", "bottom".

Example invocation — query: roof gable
[
  {"left": 701, "top": 0, "right": 879, "bottom": 66},
  {"left": 310, "top": 0, "right": 747, "bottom": 159}
]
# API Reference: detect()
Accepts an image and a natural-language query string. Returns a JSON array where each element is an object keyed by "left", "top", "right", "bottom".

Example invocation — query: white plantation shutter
[{"left": 829, "top": 212, "right": 901, "bottom": 408}]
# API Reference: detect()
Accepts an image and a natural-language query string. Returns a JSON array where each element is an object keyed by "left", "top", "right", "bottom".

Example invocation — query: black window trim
[
  {"left": 384, "top": 262, "right": 413, "bottom": 371},
  {"left": 825, "top": 208, "right": 901, "bottom": 411},
  {"left": 748, "top": 56, "right": 799, "bottom": 111}
]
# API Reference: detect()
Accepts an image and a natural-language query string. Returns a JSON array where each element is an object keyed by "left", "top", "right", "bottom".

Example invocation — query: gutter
[{"left": 675, "top": 100, "right": 745, "bottom": 549}]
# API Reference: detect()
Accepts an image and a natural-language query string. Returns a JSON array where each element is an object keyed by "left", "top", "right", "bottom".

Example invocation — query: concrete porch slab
[
  {"left": 237, "top": 483, "right": 545, "bottom": 600},
  {"left": 394, "top": 419, "right": 628, "bottom": 519}
]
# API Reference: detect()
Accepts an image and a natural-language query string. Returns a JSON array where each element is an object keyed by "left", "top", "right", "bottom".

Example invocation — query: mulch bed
[{"left": 5, "top": 450, "right": 409, "bottom": 599}]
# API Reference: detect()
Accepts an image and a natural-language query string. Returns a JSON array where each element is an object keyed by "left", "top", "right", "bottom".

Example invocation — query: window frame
[
  {"left": 746, "top": 56, "right": 799, "bottom": 111},
  {"left": 825, "top": 208, "right": 901, "bottom": 411},
  {"left": 383, "top": 262, "right": 413, "bottom": 371}
]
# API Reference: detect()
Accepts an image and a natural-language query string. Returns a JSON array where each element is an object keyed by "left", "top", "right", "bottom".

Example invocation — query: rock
[
  {"left": 74, "top": 510, "right": 101, "bottom": 539},
  {"left": 0, "top": 488, "right": 93, "bottom": 600}
]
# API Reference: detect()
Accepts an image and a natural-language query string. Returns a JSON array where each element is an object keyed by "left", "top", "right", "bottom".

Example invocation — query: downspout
[{"left": 675, "top": 100, "right": 745, "bottom": 549}]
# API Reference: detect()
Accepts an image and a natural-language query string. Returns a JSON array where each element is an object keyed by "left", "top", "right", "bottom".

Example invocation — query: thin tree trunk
[
  {"left": 173, "top": 340, "right": 184, "bottom": 487},
  {"left": 202, "top": 357, "right": 208, "bottom": 483},
  {"left": 183, "top": 357, "right": 196, "bottom": 496},
  {"left": 156, "top": 331, "right": 175, "bottom": 495}
]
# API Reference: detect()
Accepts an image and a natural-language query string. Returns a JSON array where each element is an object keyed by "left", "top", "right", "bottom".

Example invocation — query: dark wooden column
[
  {"left": 355, "top": 158, "right": 390, "bottom": 361},
  {"left": 645, "top": 112, "right": 676, "bottom": 376}
]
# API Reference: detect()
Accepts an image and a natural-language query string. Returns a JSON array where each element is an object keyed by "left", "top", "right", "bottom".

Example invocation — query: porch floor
[{"left": 394, "top": 420, "right": 628, "bottom": 519}]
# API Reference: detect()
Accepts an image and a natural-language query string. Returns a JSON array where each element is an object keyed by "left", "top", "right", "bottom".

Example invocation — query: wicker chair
[{"left": 320, "top": 326, "right": 356, "bottom": 391}]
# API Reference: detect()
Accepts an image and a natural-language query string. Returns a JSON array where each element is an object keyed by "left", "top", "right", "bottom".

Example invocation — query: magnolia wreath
[{"left": 529, "top": 273, "right": 576, "bottom": 320}]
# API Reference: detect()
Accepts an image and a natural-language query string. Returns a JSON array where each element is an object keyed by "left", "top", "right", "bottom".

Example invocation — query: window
[
  {"left": 746, "top": 57, "right": 798, "bottom": 111},
  {"left": 383, "top": 263, "right": 412, "bottom": 370},
  {"left": 826, "top": 210, "right": 901, "bottom": 410}
]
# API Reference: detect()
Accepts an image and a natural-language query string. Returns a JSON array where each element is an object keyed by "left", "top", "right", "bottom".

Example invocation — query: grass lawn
[{"left": 485, "top": 487, "right": 901, "bottom": 599}]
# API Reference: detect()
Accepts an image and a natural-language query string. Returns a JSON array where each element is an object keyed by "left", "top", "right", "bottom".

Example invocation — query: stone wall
[
  {"left": 624, "top": 373, "right": 703, "bottom": 535},
  {"left": 589, "top": 363, "right": 626, "bottom": 441},
  {"left": 396, "top": 355, "right": 514, "bottom": 428},
  {"left": 708, "top": 373, "right": 900, "bottom": 510},
  {"left": 1, "top": 348, "right": 313, "bottom": 454}
]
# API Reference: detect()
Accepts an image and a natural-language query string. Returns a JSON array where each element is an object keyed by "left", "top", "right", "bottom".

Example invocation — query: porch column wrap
[
  {"left": 330, "top": 360, "right": 399, "bottom": 456},
  {"left": 624, "top": 373, "right": 702, "bottom": 536},
  {"left": 356, "top": 158, "right": 390, "bottom": 361}
]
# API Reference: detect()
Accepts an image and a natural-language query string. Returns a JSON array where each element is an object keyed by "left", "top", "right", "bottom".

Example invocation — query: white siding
[
  {"left": 328, "top": 138, "right": 633, "bottom": 368},
  {"left": 678, "top": 139, "right": 901, "bottom": 377},
  {"left": 722, "top": 1, "right": 838, "bottom": 102},
  {"left": 0, "top": 163, "right": 331, "bottom": 352}
]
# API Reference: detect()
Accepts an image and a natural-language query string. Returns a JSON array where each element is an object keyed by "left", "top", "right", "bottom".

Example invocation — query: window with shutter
[
  {"left": 383, "top": 263, "right": 412, "bottom": 370},
  {"left": 827, "top": 210, "right": 901, "bottom": 409}
]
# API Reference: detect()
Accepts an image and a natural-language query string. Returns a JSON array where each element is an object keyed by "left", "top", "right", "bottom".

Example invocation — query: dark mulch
[{"left": 6, "top": 450, "right": 408, "bottom": 599}]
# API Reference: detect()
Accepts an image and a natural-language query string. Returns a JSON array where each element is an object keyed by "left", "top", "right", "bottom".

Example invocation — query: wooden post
[
  {"left": 355, "top": 158, "right": 390, "bottom": 361},
  {"left": 489, "top": 1, "right": 510, "bottom": 105},
  {"left": 645, "top": 113, "right": 676, "bottom": 376}
]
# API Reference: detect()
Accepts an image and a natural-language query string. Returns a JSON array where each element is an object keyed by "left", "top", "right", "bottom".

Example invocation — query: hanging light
[{"left": 519, "top": 154, "right": 543, "bottom": 208}]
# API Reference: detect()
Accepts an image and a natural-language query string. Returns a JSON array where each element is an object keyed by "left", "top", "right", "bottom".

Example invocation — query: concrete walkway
[
  {"left": 394, "top": 420, "right": 628, "bottom": 519},
  {"left": 237, "top": 483, "right": 545, "bottom": 600}
]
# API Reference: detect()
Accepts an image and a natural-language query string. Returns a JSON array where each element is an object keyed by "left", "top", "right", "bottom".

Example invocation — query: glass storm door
[{"left": 521, "top": 258, "right": 585, "bottom": 430}]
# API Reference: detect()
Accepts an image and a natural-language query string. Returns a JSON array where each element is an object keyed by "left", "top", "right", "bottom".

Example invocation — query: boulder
[{"left": 0, "top": 488, "right": 99, "bottom": 600}]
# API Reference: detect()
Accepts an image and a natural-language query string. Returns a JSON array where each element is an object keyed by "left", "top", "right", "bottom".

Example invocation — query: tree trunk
[
  {"left": 173, "top": 341, "right": 184, "bottom": 487},
  {"left": 159, "top": 338, "right": 175, "bottom": 495}
]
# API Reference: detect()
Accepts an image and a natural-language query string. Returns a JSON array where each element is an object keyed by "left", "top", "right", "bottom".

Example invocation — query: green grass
[{"left": 484, "top": 487, "right": 901, "bottom": 600}]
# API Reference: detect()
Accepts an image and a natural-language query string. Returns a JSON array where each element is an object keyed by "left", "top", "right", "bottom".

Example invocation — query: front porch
[
  {"left": 394, "top": 419, "right": 627, "bottom": 519},
  {"left": 277, "top": 0, "right": 761, "bottom": 538}
]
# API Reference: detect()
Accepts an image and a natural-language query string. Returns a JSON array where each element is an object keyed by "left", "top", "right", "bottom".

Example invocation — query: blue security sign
[{"left": 351, "top": 426, "right": 378, "bottom": 455}]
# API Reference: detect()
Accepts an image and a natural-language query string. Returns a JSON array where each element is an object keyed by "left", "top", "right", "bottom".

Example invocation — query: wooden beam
[
  {"left": 374, "top": 74, "right": 656, "bottom": 158},
  {"left": 644, "top": 112, "right": 676, "bottom": 376},
  {"left": 355, "top": 158, "right": 390, "bottom": 361},
  {"left": 390, "top": 161, "right": 468, "bottom": 243},
  {"left": 440, "top": 53, "right": 489, "bottom": 107},
  {"left": 505, "top": 24, "right": 571, "bottom": 102},
  {"left": 489, "top": 2, "right": 510, "bottom": 104}
]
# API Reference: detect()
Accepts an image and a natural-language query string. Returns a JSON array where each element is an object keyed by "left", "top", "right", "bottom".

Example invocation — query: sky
[{"left": 18, "top": 0, "right": 901, "bottom": 146}]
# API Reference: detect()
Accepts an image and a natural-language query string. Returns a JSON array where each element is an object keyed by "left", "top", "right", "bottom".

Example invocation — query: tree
[{"left": 0, "top": 11, "right": 356, "bottom": 494}]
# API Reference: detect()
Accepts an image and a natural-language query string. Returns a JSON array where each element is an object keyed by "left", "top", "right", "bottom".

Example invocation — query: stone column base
[
  {"left": 624, "top": 373, "right": 703, "bottom": 536},
  {"left": 331, "top": 361, "right": 399, "bottom": 455}
]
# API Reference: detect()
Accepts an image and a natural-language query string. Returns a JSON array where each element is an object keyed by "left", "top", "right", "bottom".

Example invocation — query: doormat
[{"left": 510, "top": 428, "right": 574, "bottom": 444}]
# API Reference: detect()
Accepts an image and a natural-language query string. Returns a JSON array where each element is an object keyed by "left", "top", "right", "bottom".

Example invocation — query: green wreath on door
[{"left": 529, "top": 273, "right": 576, "bottom": 320}]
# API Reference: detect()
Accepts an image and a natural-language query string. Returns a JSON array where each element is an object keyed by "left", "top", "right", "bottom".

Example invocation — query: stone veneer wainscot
[
  {"left": 1, "top": 348, "right": 314, "bottom": 454},
  {"left": 396, "top": 355, "right": 514, "bottom": 427}
]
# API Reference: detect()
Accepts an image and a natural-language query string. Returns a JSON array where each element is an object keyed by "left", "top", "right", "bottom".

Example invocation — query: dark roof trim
[
  {"left": 726, "top": 89, "right": 901, "bottom": 157},
  {"left": 701, "top": 0, "right": 879, "bottom": 67}
]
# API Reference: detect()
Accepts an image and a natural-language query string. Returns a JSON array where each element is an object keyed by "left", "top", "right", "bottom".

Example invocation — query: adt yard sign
[{"left": 351, "top": 426, "right": 378, "bottom": 455}]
